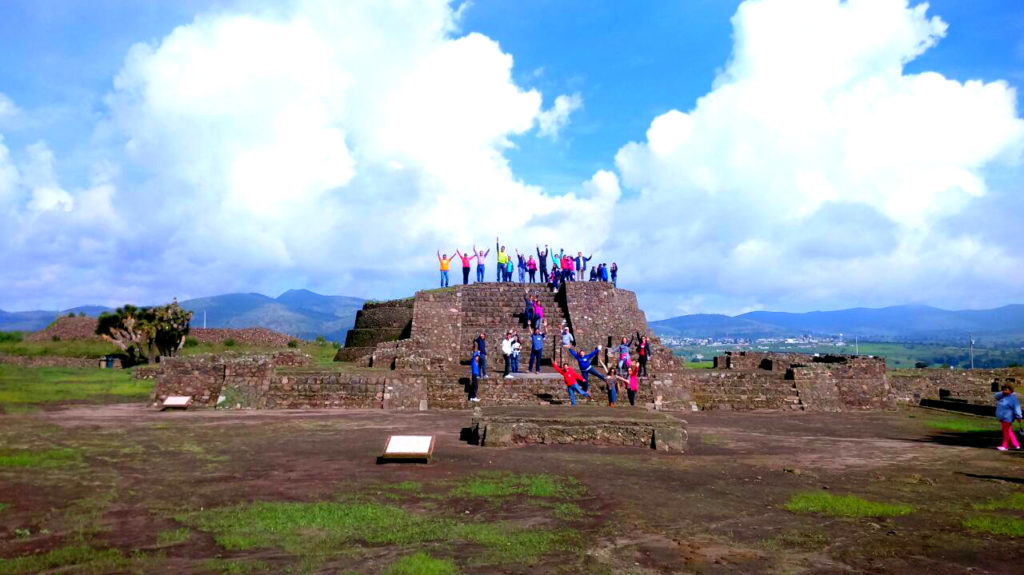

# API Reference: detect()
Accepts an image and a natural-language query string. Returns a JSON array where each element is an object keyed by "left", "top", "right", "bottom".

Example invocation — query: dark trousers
[
  {"left": 529, "top": 348, "right": 542, "bottom": 372},
  {"left": 469, "top": 375, "right": 479, "bottom": 399},
  {"left": 540, "top": 268, "right": 548, "bottom": 282},
  {"left": 581, "top": 366, "right": 606, "bottom": 392},
  {"left": 503, "top": 354, "right": 511, "bottom": 376},
  {"left": 528, "top": 270, "right": 536, "bottom": 283},
  {"left": 627, "top": 389, "right": 636, "bottom": 406},
  {"left": 638, "top": 356, "right": 648, "bottom": 376},
  {"left": 462, "top": 267, "right": 470, "bottom": 285}
]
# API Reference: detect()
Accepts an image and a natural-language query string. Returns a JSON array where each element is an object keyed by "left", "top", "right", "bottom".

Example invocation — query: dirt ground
[{"left": 1, "top": 403, "right": 1023, "bottom": 574}]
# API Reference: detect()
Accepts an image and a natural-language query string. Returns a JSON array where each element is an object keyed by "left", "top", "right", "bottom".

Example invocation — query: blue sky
[{"left": 0, "top": 0, "right": 1022, "bottom": 318}]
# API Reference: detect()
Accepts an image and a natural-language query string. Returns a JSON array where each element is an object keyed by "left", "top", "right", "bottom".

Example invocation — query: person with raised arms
[
  {"left": 536, "top": 244, "right": 549, "bottom": 283},
  {"left": 473, "top": 244, "right": 490, "bottom": 283},
  {"left": 437, "top": 250, "right": 456, "bottom": 287},
  {"left": 575, "top": 251, "right": 592, "bottom": 280},
  {"left": 455, "top": 249, "right": 476, "bottom": 285},
  {"left": 552, "top": 362, "right": 590, "bottom": 406},
  {"left": 569, "top": 344, "right": 607, "bottom": 393},
  {"left": 495, "top": 237, "right": 508, "bottom": 283},
  {"left": 527, "top": 254, "right": 538, "bottom": 283},
  {"left": 528, "top": 326, "right": 545, "bottom": 373}
]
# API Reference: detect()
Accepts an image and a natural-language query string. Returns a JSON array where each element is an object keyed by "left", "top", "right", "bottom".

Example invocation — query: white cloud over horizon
[{"left": 0, "top": 0, "right": 1022, "bottom": 320}]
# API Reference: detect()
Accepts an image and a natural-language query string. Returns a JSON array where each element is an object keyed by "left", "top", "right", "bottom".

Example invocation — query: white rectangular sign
[
  {"left": 162, "top": 396, "right": 192, "bottom": 408},
  {"left": 384, "top": 435, "right": 434, "bottom": 455}
]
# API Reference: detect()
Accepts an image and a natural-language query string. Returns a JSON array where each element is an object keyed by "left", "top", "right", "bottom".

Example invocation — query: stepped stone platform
[{"left": 470, "top": 406, "right": 687, "bottom": 451}]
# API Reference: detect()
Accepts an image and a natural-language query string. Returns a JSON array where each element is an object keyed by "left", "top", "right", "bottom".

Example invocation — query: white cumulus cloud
[
  {"left": 605, "top": 0, "right": 1024, "bottom": 316},
  {"left": 537, "top": 93, "right": 583, "bottom": 139}
]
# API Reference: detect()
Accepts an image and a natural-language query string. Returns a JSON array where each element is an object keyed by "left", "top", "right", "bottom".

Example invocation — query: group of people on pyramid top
[{"left": 436, "top": 237, "right": 618, "bottom": 289}]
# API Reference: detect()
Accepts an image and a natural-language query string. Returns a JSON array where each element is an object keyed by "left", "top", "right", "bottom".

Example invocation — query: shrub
[
  {"left": 223, "top": 338, "right": 236, "bottom": 347},
  {"left": 51, "top": 335, "right": 61, "bottom": 342},
  {"left": 315, "top": 335, "right": 327, "bottom": 345},
  {"left": 184, "top": 337, "right": 199, "bottom": 348},
  {"left": 332, "top": 341, "right": 341, "bottom": 349},
  {"left": 0, "top": 332, "right": 23, "bottom": 343},
  {"left": 287, "top": 340, "right": 299, "bottom": 348}
]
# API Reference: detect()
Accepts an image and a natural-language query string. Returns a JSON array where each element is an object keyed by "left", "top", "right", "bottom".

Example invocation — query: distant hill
[
  {"left": 0, "top": 290, "right": 365, "bottom": 342},
  {"left": 650, "top": 304, "right": 1024, "bottom": 344}
]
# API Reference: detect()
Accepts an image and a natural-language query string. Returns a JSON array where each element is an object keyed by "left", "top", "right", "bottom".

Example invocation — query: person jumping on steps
[
  {"left": 456, "top": 249, "right": 476, "bottom": 285},
  {"left": 527, "top": 255, "right": 537, "bottom": 283},
  {"left": 469, "top": 349, "right": 481, "bottom": 402},
  {"left": 617, "top": 335, "right": 634, "bottom": 371},
  {"left": 559, "top": 326, "right": 574, "bottom": 365},
  {"left": 532, "top": 296, "right": 544, "bottom": 330},
  {"left": 473, "top": 244, "right": 490, "bottom": 283},
  {"left": 635, "top": 332, "right": 651, "bottom": 377},
  {"left": 613, "top": 363, "right": 640, "bottom": 406},
  {"left": 523, "top": 289, "right": 535, "bottom": 329},
  {"left": 473, "top": 332, "right": 488, "bottom": 377},
  {"left": 495, "top": 237, "right": 508, "bottom": 283},
  {"left": 537, "top": 244, "right": 550, "bottom": 283},
  {"left": 437, "top": 250, "right": 456, "bottom": 287},
  {"left": 569, "top": 344, "right": 607, "bottom": 393},
  {"left": 552, "top": 362, "right": 590, "bottom": 406},
  {"left": 529, "top": 327, "right": 545, "bottom": 373}
]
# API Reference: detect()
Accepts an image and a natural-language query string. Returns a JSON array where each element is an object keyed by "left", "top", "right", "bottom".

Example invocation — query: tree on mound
[{"left": 95, "top": 300, "right": 192, "bottom": 364}]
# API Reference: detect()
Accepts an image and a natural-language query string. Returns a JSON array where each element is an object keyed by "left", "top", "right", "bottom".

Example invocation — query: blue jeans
[
  {"left": 497, "top": 263, "right": 502, "bottom": 282},
  {"left": 440, "top": 270, "right": 449, "bottom": 287},
  {"left": 567, "top": 383, "right": 588, "bottom": 406},
  {"left": 518, "top": 268, "right": 525, "bottom": 283},
  {"left": 480, "top": 355, "right": 487, "bottom": 377},
  {"left": 581, "top": 366, "right": 607, "bottom": 392},
  {"left": 477, "top": 265, "right": 485, "bottom": 282},
  {"left": 528, "top": 348, "right": 542, "bottom": 372},
  {"left": 607, "top": 382, "right": 617, "bottom": 405}
]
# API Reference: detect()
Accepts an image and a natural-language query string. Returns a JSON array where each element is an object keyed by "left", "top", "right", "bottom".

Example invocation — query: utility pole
[
  {"left": 969, "top": 334, "right": 975, "bottom": 370},
  {"left": 855, "top": 336, "right": 859, "bottom": 356},
  {"left": 203, "top": 310, "right": 207, "bottom": 329}
]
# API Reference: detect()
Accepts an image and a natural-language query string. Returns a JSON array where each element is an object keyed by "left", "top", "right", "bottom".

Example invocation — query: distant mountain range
[
  {"left": 649, "top": 304, "right": 1024, "bottom": 344},
  {"left": 0, "top": 289, "right": 365, "bottom": 342}
]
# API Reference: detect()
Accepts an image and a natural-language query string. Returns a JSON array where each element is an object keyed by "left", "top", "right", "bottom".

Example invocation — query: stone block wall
[
  {"left": 0, "top": 353, "right": 108, "bottom": 369},
  {"left": 343, "top": 297, "right": 413, "bottom": 348},
  {"left": 888, "top": 368, "right": 1022, "bottom": 404}
]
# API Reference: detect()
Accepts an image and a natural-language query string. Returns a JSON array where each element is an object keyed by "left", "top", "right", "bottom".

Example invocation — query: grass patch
[
  {"left": 550, "top": 502, "right": 585, "bottom": 520},
  {"left": 461, "top": 523, "right": 579, "bottom": 564},
  {"left": 0, "top": 447, "right": 81, "bottom": 468},
  {"left": 974, "top": 492, "right": 1024, "bottom": 511},
  {"left": 0, "top": 366, "right": 151, "bottom": 406},
  {"left": 0, "top": 545, "right": 128, "bottom": 575},
  {"left": 155, "top": 527, "right": 191, "bottom": 546},
  {"left": 923, "top": 416, "right": 999, "bottom": 434},
  {"left": 384, "top": 552, "right": 458, "bottom": 575},
  {"left": 0, "top": 338, "right": 119, "bottom": 358},
  {"left": 784, "top": 491, "right": 915, "bottom": 518},
  {"left": 201, "top": 559, "right": 271, "bottom": 575},
  {"left": 391, "top": 481, "right": 422, "bottom": 492},
  {"left": 963, "top": 516, "right": 1024, "bottom": 537},
  {"left": 0, "top": 503, "right": 7, "bottom": 512},
  {"left": 682, "top": 361, "right": 713, "bottom": 369},
  {"left": 451, "top": 472, "right": 585, "bottom": 499}
]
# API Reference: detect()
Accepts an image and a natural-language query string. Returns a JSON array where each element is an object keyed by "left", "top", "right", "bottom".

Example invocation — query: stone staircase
[
  {"left": 427, "top": 371, "right": 643, "bottom": 409},
  {"left": 458, "top": 284, "right": 570, "bottom": 369}
]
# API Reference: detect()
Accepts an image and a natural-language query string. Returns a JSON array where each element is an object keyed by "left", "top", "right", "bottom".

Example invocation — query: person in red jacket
[{"left": 552, "top": 362, "right": 590, "bottom": 406}]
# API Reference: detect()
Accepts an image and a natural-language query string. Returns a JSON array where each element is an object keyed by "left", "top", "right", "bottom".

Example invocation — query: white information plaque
[
  {"left": 162, "top": 396, "right": 192, "bottom": 409},
  {"left": 380, "top": 435, "right": 435, "bottom": 462}
]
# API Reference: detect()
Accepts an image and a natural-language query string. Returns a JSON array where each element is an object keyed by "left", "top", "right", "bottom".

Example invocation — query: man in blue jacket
[{"left": 569, "top": 345, "right": 607, "bottom": 392}]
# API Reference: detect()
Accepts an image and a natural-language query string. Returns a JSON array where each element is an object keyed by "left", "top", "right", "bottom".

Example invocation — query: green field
[
  {"left": 0, "top": 366, "right": 150, "bottom": 411},
  {"left": 670, "top": 341, "right": 1024, "bottom": 369}
]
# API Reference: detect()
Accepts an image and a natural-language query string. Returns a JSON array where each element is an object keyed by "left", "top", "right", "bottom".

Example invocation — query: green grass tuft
[
  {"left": 200, "top": 558, "right": 270, "bottom": 575},
  {"left": 451, "top": 472, "right": 585, "bottom": 499},
  {"left": 384, "top": 552, "right": 458, "bottom": 575},
  {"left": 0, "top": 545, "right": 127, "bottom": 575},
  {"left": 0, "top": 366, "right": 151, "bottom": 406},
  {"left": 391, "top": 481, "right": 423, "bottom": 492},
  {"left": 784, "top": 491, "right": 915, "bottom": 518},
  {"left": 973, "top": 493, "right": 1024, "bottom": 511},
  {"left": 924, "top": 417, "right": 999, "bottom": 434},
  {"left": 550, "top": 502, "right": 585, "bottom": 520},
  {"left": 0, "top": 503, "right": 7, "bottom": 513},
  {"left": 155, "top": 527, "right": 191, "bottom": 546},
  {"left": 0, "top": 448, "right": 81, "bottom": 468},
  {"left": 458, "top": 523, "right": 579, "bottom": 564},
  {"left": 963, "top": 516, "right": 1024, "bottom": 537}
]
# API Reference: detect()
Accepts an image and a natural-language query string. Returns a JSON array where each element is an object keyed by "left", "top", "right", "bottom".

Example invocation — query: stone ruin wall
[{"left": 888, "top": 367, "right": 1023, "bottom": 405}]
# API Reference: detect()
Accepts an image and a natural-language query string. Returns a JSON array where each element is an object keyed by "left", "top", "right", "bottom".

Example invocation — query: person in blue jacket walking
[
  {"left": 995, "top": 383, "right": 1022, "bottom": 451},
  {"left": 569, "top": 345, "right": 607, "bottom": 393}
]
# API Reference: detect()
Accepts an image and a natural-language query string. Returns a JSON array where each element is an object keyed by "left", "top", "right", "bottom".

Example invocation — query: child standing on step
[{"left": 553, "top": 362, "right": 590, "bottom": 406}]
